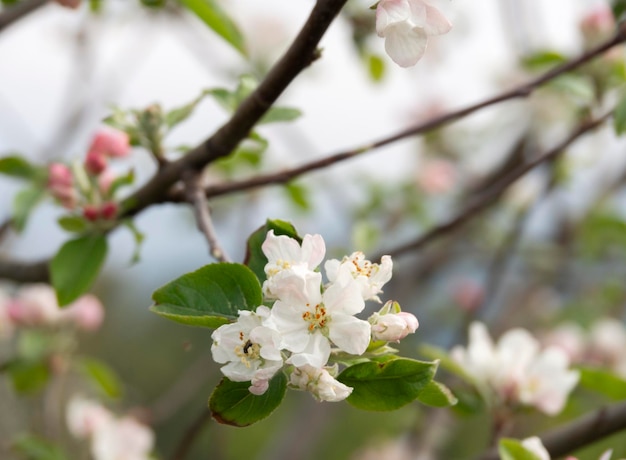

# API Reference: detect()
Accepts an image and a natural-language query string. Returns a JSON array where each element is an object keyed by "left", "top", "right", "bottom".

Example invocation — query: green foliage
[
  {"left": 498, "top": 438, "right": 544, "bottom": 460},
  {"left": 578, "top": 211, "right": 626, "bottom": 259},
  {"left": 179, "top": 0, "right": 247, "bottom": 56},
  {"left": 614, "top": 90, "right": 626, "bottom": 135},
  {"left": 11, "top": 434, "right": 68, "bottom": 460},
  {"left": 578, "top": 367, "right": 626, "bottom": 400},
  {"left": 367, "top": 53, "right": 386, "bottom": 82},
  {"left": 244, "top": 219, "right": 300, "bottom": 284},
  {"left": 521, "top": 50, "right": 568, "bottom": 71},
  {"left": 57, "top": 216, "right": 88, "bottom": 234},
  {"left": 50, "top": 235, "right": 108, "bottom": 306},
  {"left": 416, "top": 380, "right": 458, "bottom": 407},
  {"left": 12, "top": 186, "right": 45, "bottom": 233},
  {"left": 284, "top": 182, "right": 311, "bottom": 211},
  {"left": 77, "top": 357, "right": 123, "bottom": 399},
  {"left": 165, "top": 90, "right": 212, "bottom": 129},
  {"left": 123, "top": 219, "right": 145, "bottom": 264},
  {"left": 0, "top": 155, "right": 44, "bottom": 181},
  {"left": 337, "top": 358, "right": 438, "bottom": 411},
  {"left": 150, "top": 262, "right": 263, "bottom": 328},
  {"left": 209, "top": 372, "right": 287, "bottom": 426},
  {"left": 7, "top": 360, "right": 51, "bottom": 395}
]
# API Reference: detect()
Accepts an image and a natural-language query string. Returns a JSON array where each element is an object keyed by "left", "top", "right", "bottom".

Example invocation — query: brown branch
[
  {"left": 0, "top": 258, "right": 49, "bottom": 282},
  {"left": 119, "top": 0, "right": 348, "bottom": 217},
  {"left": 161, "top": 28, "right": 626, "bottom": 201},
  {"left": 382, "top": 113, "right": 610, "bottom": 259},
  {"left": 170, "top": 407, "right": 212, "bottom": 460},
  {"left": 478, "top": 400, "right": 626, "bottom": 460},
  {"left": 184, "top": 172, "right": 230, "bottom": 262},
  {"left": 0, "top": 0, "right": 49, "bottom": 33}
]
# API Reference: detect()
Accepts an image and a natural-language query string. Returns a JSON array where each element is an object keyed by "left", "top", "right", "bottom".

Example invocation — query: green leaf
[
  {"left": 337, "top": 358, "right": 438, "bottom": 411},
  {"left": 0, "top": 155, "right": 42, "bottom": 181},
  {"left": 498, "top": 438, "right": 544, "bottom": 460},
  {"left": 57, "top": 216, "right": 88, "bottom": 234},
  {"left": 12, "top": 187, "right": 45, "bottom": 233},
  {"left": 50, "top": 235, "right": 108, "bottom": 306},
  {"left": 8, "top": 360, "right": 50, "bottom": 394},
  {"left": 180, "top": 0, "right": 246, "bottom": 56},
  {"left": 284, "top": 182, "right": 310, "bottom": 211},
  {"left": 578, "top": 366, "right": 626, "bottom": 400},
  {"left": 209, "top": 372, "right": 287, "bottom": 427},
  {"left": 77, "top": 357, "right": 123, "bottom": 399},
  {"left": 150, "top": 263, "right": 263, "bottom": 328},
  {"left": 416, "top": 380, "right": 458, "bottom": 407},
  {"left": 244, "top": 219, "right": 301, "bottom": 284},
  {"left": 614, "top": 91, "right": 626, "bottom": 135},
  {"left": 259, "top": 107, "right": 302, "bottom": 125},
  {"left": 123, "top": 219, "right": 145, "bottom": 265},
  {"left": 367, "top": 54, "right": 385, "bottom": 82},
  {"left": 206, "top": 88, "right": 238, "bottom": 112},
  {"left": 106, "top": 169, "right": 135, "bottom": 198},
  {"left": 165, "top": 91, "right": 210, "bottom": 129},
  {"left": 521, "top": 50, "right": 568, "bottom": 71},
  {"left": 12, "top": 434, "right": 68, "bottom": 460}
]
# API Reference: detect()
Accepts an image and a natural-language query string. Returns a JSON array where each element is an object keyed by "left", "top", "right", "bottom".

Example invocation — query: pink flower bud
[
  {"left": 98, "top": 170, "right": 116, "bottom": 196},
  {"left": 580, "top": 6, "right": 615, "bottom": 44},
  {"left": 48, "top": 163, "right": 73, "bottom": 188},
  {"left": 100, "top": 202, "right": 118, "bottom": 220},
  {"left": 89, "top": 128, "right": 130, "bottom": 158},
  {"left": 62, "top": 294, "right": 105, "bottom": 331},
  {"left": 7, "top": 284, "right": 61, "bottom": 327},
  {"left": 83, "top": 205, "right": 100, "bottom": 222},
  {"left": 370, "top": 310, "right": 419, "bottom": 342},
  {"left": 84, "top": 150, "right": 108, "bottom": 176}
]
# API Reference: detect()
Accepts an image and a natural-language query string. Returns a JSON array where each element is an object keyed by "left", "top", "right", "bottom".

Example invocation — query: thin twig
[
  {"left": 170, "top": 408, "right": 212, "bottom": 460},
  {"left": 478, "top": 400, "right": 626, "bottom": 460},
  {"left": 0, "top": 0, "right": 48, "bottom": 33},
  {"left": 184, "top": 172, "right": 230, "bottom": 262},
  {"left": 380, "top": 113, "right": 611, "bottom": 259}
]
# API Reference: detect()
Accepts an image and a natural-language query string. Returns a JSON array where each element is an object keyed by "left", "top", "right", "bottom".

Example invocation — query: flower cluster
[
  {"left": 375, "top": 0, "right": 452, "bottom": 67},
  {"left": 0, "top": 284, "right": 104, "bottom": 338},
  {"left": 514, "top": 436, "right": 623, "bottom": 460},
  {"left": 66, "top": 396, "right": 154, "bottom": 460},
  {"left": 211, "top": 231, "right": 418, "bottom": 401},
  {"left": 451, "top": 322, "right": 580, "bottom": 415},
  {"left": 47, "top": 127, "right": 131, "bottom": 223}
]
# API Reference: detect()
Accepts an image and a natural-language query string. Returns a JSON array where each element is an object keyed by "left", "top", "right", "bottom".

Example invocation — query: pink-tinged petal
[
  {"left": 262, "top": 230, "right": 303, "bottom": 263},
  {"left": 384, "top": 23, "right": 428, "bottom": 67},
  {"left": 406, "top": 0, "right": 428, "bottom": 27},
  {"left": 287, "top": 332, "right": 331, "bottom": 368},
  {"left": 328, "top": 314, "right": 371, "bottom": 355},
  {"left": 423, "top": 3, "right": 452, "bottom": 35},
  {"left": 376, "top": 0, "right": 412, "bottom": 36},
  {"left": 249, "top": 378, "right": 270, "bottom": 395},
  {"left": 301, "top": 233, "right": 326, "bottom": 269},
  {"left": 324, "top": 276, "right": 365, "bottom": 316}
]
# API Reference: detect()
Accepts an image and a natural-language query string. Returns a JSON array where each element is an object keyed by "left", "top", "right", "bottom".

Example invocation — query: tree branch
[
  {"left": 479, "top": 400, "right": 626, "bottom": 460},
  {"left": 382, "top": 113, "right": 610, "bottom": 259},
  {"left": 0, "top": 0, "right": 49, "bottom": 33}
]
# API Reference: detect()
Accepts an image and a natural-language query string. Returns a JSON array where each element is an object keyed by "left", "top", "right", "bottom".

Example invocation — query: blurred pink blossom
[
  {"left": 580, "top": 5, "right": 615, "bottom": 45},
  {"left": 54, "top": 0, "right": 81, "bottom": 8},
  {"left": 452, "top": 279, "right": 484, "bottom": 313},
  {"left": 542, "top": 323, "right": 586, "bottom": 363},
  {"left": 7, "top": 284, "right": 61, "bottom": 327},
  {"left": 89, "top": 128, "right": 131, "bottom": 159},
  {"left": 47, "top": 163, "right": 77, "bottom": 209},
  {"left": 417, "top": 159, "right": 457, "bottom": 195},
  {"left": 85, "top": 150, "right": 108, "bottom": 176},
  {"left": 61, "top": 294, "right": 105, "bottom": 332}
]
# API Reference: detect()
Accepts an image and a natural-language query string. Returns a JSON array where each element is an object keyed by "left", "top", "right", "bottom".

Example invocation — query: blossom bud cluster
[
  {"left": 211, "top": 231, "right": 419, "bottom": 401},
  {"left": 0, "top": 284, "right": 104, "bottom": 339},
  {"left": 66, "top": 396, "right": 154, "bottom": 460},
  {"left": 451, "top": 322, "right": 580, "bottom": 416},
  {"left": 47, "top": 127, "right": 131, "bottom": 223}
]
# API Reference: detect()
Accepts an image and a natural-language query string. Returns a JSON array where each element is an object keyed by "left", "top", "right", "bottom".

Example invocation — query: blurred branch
[
  {"left": 120, "top": 0, "right": 348, "bottom": 217},
  {"left": 162, "top": 28, "right": 626, "bottom": 201},
  {"left": 382, "top": 113, "right": 611, "bottom": 259},
  {"left": 0, "top": 258, "right": 49, "bottom": 282},
  {"left": 184, "top": 172, "right": 230, "bottom": 262},
  {"left": 478, "top": 400, "right": 626, "bottom": 460},
  {"left": 0, "top": 0, "right": 48, "bottom": 33},
  {"left": 171, "top": 407, "right": 212, "bottom": 460}
]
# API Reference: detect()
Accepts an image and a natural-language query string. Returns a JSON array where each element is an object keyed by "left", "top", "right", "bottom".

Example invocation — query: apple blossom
[
  {"left": 269, "top": 269, "right": 370, "bottom": 368},
  {"left": 47, "top": 163, "right": 77, "bottom": 209},
  {"left": 91, "top": 416, "right": 155, "bottom": 460},
  {"left": 261, "top": 230, "right": 325, "bottom": 299},
  {"left": 588, "top": 318, "right": 626, "bottom": 377},
  {"left": 521, "top": 437, "right": 550, "bottom": 460},
  {"left": 66, "top": 396, "right": 114, "bottom": 439},
  {"left": 289, "top": 364, "right": 352, "bottom": 402},
  {"left": 324, "top": 252, "right": 393, "bottom": 302},
  {"left": 211, "top": 306, "right": 284, "bottom": 395},
  {"left": 89, "top": 127, "right": 131, "bottom": 158},
  {"left": 451, "top": 322, "right": 579, "bottom": 415},
  {"left": 376, "top": 0, "right": 451, "bottom": 67},
  {"left": 60, "top": 294, "right": 105, "bottom": 331},
  {"left": 369, "top": 300, "right": 418, "bottom": 342},
  {"left": 7, "top": 284, "right": 62, "bottom": 327}
]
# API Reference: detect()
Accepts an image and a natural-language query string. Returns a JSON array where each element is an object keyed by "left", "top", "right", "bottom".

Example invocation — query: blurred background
[{"left": 2, "top": 0, "right": 626, "bottom": 458}]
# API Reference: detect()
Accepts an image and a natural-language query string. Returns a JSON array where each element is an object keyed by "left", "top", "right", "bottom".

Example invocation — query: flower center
[
  {"left": 302, "top": 303, "right": 328, "bottom": 332},
  {"left": 267, "top": 258, "right": 291, "bottom": 277},
  {"left": 234, "top": 334, "right": 261, "bottom": 367}
]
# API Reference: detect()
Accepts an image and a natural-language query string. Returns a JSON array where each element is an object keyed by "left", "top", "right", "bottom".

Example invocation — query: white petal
[
  {"left": 287, "top": 332, "right": 331, "bottom": 368},
  {"left": 521, "top": 437, "right": 550, "bottom": 460},
  {"left": 423, "top": 3, "right": 452, "bottom": 35},
  {"left": 329, "top": 314, "right": 371, "bottom": 355},
  {"left": 262, "top": 230, "right": 302, "bottom": 263},
  {"left": 384, "top": 23, "right": 428, "bottom": 67},
  {"left": 301, "top": 234, "right": 326, "bottom": 269},
  {"left": 269, "top": 300, "right": 310, "bottom": 352},
  {"left": 376, "top": 0, "right": 412, "bottom": 36},
  {"left": 324, "top": 277, "right": 365, "bottom": 316}
]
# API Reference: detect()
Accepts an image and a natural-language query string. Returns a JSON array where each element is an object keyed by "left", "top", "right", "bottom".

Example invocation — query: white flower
[
  {"left": 91, "top": 416, "right": 154, "bottom": 460},
  {"left": 369, "top": 300, "right": 418, "bottom": 342},
  {"left": 376, "top": 0, "right": 451, "bottom": 67},
  {"left": 521, "top": 437, "right": 550, "bottom": 460},
  {"left": 289, "top": 365, "right": 353, "bottom": 402},
  {"left": 261, "top": 230, "right": 325, "bottom": 299},
  {"left": 451, "top": 322, "right": 579, "bottom": 415},
  {"left": 211, "top": 306, "right": 284, "bottom": 395},
  {"left": 589, "top": 318, "right": 626, "bottom": 378},
  {"left": 325, "top": 252, "right": 393, "bottom": 302},
  {"left": 269, "top": 269, "right": 371, "bottom": 368},
  {"left": 66, "top": 396, "right": 114, "bottom": 439}
]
